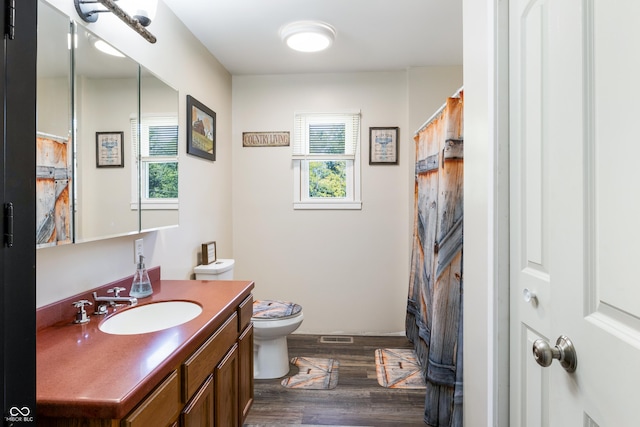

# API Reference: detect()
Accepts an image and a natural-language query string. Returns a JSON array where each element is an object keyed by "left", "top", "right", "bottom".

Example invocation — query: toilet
[{"left": 194, "top": 259, "right": 304, "bottom": 379}]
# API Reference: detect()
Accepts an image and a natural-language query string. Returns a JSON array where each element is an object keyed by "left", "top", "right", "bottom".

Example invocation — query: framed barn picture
[{"left": 187, "top": 95, "right": 216, "bottom": 161}]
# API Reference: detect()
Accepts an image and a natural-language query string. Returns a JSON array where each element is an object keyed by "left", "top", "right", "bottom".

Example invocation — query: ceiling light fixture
[
  {"left": 280, "top": 21, "right": 336, "bottom": 53},
  {"left": 88, "top": 34, "right": 125, "bottom": 57},
  {"left": 74, "top": 0, "right": 158, "bottom": 44}
]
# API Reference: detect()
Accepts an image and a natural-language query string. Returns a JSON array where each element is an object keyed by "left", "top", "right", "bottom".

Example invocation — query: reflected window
[{"left": 132, "top": 115, "right": 178, "bottom": 209}]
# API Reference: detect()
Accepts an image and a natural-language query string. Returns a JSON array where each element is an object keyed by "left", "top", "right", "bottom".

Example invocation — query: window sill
[
  {"left": 293, "top": 201, "right": 362, "bottom": 210},
  {"left": 131, "top": 201, "right": 179, "bottom": 210}
]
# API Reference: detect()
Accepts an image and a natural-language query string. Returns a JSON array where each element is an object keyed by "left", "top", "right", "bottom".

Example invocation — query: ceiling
[{"left": 161, "top": 0, "right": 462, "bottom": 76}]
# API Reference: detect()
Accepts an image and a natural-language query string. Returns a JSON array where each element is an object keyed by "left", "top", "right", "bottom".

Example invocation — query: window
[
  {"left": 293, "top": 112, "right": 361, "bottom": 209},
  {"left": 131, "top": 115, "right": 179, "bottom": 209}
]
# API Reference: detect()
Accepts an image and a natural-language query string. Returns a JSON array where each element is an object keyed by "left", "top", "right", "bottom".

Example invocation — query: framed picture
[
  {"left": 369, "top": 127, "right": 399, "bottom": 165},
  {"left": 202, "top": 241, "right": 217, "bottom": 265},
  {"left": 187, "top": 95, "right": 216, "bottom": 161},
  {"left": 96, "top": 131, "right": 124, "bottom": 168}
]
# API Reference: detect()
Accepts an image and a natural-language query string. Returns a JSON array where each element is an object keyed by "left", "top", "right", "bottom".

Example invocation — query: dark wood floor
[{"left": 243, "top": 334, "right": 426, "bottom": 427}]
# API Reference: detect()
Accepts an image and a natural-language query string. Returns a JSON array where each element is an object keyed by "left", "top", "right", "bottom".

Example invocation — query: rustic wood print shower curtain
[{"left": 406, "top": 92, "right": 463, "bottom": 426}]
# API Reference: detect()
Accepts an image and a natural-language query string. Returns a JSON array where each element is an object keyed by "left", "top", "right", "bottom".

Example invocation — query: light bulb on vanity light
[{"left": 119, "top": 0, "right": 158, "bottom": 26}]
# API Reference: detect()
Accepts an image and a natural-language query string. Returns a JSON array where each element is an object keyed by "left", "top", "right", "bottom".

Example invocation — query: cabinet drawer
[
  {"left": 122, "top": 370, "right": 180, "bottom": 427},
  {"left": 182, "top": 312, "right": 238, "bottom": 401},
  {"left": 238, "top": 294, "right": 253, "bottom": 332}
]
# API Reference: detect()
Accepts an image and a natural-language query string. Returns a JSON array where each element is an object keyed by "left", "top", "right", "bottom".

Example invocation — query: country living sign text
[{"left": 242, "top": 131, "right": 290, "bottom": 147}]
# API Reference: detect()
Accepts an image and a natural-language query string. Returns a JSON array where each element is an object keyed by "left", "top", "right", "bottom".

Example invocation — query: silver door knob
[
  {"left": 523, "top": 288, "right": 538, "bottom": 306},
  {"left": 532, "top": 335, "right": 577, "bottom": 373}
]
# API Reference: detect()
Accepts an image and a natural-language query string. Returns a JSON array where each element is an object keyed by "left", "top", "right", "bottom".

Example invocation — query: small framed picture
[
  {"left": 187, "top": 95, "right": 216, "bottom": 161},
  {"left": 202, "top": 241, "right": 217, "bottom": 265},
  {"left": 369, "top": 127, "right": 399, "bottom": 165},
  {"left": 96, "top": 131, "right": 124, "bottom": 168}
]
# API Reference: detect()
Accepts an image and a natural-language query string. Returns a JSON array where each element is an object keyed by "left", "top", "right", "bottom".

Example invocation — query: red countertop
[{"left": 36, "top": 274, "right": 254, "bottom": 420}]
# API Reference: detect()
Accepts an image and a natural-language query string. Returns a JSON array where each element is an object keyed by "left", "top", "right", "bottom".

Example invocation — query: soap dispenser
[{"left": 130, "top": 255, "right": 153, "bottom": 298}]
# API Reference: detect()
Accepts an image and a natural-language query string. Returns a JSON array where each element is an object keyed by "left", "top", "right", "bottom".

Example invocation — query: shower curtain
[{"left": 406, "top": 90, "right": 463, "bottom": 427}]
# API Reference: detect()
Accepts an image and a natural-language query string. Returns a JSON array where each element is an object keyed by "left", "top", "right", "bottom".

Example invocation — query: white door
[{"left": 509, "top": 0, "right": 640, "bottom": 425}]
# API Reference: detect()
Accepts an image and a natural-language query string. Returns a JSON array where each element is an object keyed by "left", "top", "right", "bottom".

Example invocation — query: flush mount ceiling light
[
  {"left": 280, "top": 21, "right": 336, "bottom": 53},
  {"left": 74, "top": 0, "right": 158, "bottom": 43},
  {"left": 88, "top": 34, "right": 125, "bottom": 57}
]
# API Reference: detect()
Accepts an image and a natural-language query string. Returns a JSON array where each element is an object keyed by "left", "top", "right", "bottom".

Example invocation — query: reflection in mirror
[
  {"left": 36, "top": 1, "right": 180, "bottom": 247},
  {"left": 74, "top": 25, "right": 140, "bottom": 242},
  {"left": 138, "top": 68, "right": 179, "bottom": 232},
  {"left": 36, "top": 2, "right": 73, "bottom": 247}
]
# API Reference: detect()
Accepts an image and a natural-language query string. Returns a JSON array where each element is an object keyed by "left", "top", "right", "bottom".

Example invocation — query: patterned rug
[
  {"left": 375, "top": 348, "right": 426, "bottom": 389},
  {"left": 281, "top": 357, "right": 339, "bottom": 390}
]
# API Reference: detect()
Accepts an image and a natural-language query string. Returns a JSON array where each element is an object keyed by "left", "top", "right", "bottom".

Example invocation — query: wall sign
[{"left": 242, "top": 131, "right": 290, "bottom": 147}]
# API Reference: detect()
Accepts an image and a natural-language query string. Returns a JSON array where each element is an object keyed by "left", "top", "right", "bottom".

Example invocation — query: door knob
[
  {"left": 523, "top": 288, "right": 538, "bottom": 306},
  {"left": 532, "top": 335, "right": 577, "bottom": 373}
]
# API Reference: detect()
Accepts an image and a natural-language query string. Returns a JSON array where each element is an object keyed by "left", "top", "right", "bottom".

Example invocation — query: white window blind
[
  {"left": 293, "top": 112, "right": 360, "bottom": 159},
  {"left": 131, "top": 115, "right": 178, "bottom": 157}
]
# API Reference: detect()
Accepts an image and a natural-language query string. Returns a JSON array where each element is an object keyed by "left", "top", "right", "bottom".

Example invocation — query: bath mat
[
  {"left": 375, "top": 348, "right": 426, "bottom": 389},
  {"left": 281, "top": 357, "right": 339, "bottom": 390}
]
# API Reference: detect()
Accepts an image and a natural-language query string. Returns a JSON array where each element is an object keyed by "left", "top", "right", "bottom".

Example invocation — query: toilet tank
[{"left": 194, "top": 259, "right": 235, "bottom": 280}]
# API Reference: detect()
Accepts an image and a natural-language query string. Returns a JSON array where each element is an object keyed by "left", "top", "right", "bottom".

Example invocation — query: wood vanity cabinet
[
  {"left": 180, "top": 293, "right": 254, "bottom": 427},
  {"left": 39, "top": 293, "right": 254, "bottom": 427}
]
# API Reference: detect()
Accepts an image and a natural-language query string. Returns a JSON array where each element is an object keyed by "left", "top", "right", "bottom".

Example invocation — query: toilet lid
[{"left": 253, "top": 300, "right": 302, "bottom": 320}]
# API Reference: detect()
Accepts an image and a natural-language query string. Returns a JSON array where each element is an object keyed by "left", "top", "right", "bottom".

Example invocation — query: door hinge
[
  {"left": 4, "top": 202, "right": 14, "bottom": 247},
  {"left": 5, "top": 0, "right": 15, "bottom": 40}
]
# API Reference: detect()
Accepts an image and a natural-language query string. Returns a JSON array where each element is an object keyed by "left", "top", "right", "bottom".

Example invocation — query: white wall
[
  {"left": 232, "top": 68, "right": 461, "bottom": 334},
  {"left": 36, "top": 0, "right": 233, "bottom": 306}
]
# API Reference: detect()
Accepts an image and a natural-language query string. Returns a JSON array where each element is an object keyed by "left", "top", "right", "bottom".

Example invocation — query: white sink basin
[{"left": 99, "top": 301, "right": 203, "bottom": 335}]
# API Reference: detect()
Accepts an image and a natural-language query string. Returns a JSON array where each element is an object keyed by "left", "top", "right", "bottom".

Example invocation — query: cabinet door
[
  {"left": 238, "top": 324, "right": 254, "bottom": 423},
  {"left": 182, "top": 374, "right": 214, "bottom": 427},
  {"left": 122, "top": 370, "right": 181, "bottom": 427},
  {"left": 215, "top": 344, "right": 238, "bottom": 427}
]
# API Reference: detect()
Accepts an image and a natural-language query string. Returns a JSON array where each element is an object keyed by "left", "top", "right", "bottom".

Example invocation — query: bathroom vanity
[{"left": 36, "top": 267, "right": 254, "bottom": 427}]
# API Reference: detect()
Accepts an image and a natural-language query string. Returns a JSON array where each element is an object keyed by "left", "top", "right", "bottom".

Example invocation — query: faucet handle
[
  {"left": 72, "top": 299, "right": 92, "bottom": 308},
  {"left": 108, "top": 287, "right": 126, "bottom": 297},
  {"left": 71, "top": 300, "right": 92, "bottom": 324}
]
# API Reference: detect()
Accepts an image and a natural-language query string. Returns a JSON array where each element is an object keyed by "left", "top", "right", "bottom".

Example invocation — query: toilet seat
[{"left": 253, "top": 300, "right": 302, "bottom": 321}]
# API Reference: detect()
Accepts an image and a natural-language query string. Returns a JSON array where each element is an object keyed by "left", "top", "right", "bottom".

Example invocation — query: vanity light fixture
[
  {"left": 280, "top": 21, "right": 336, "bottom": 53},
  {"left": 73, "top": 0, "right": 158, "bottom": 44}
]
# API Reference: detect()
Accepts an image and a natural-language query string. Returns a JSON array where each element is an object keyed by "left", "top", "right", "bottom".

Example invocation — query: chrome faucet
[{"left": 92, "top": 287, "right": 138, "bottom": 314}]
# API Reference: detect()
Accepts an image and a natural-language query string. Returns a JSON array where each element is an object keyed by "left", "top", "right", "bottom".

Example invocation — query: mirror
[
  {"left": 139, "top": 67, "right": 179, "bottom": 232},
  {"left": 74, "top": 23, "right": 140, "bottom": 242},
  {"left": 36, "top": 0, "right": 179, "bottom": 246},
  {"left": 36, "top": 3, "right": 73, "bottom": 247}
]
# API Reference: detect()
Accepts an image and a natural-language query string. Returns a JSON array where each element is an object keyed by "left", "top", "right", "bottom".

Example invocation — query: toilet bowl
[
  {"left": 252, "top": 300, "right": 304, "bottom": 379},
  {"left": 193, "top": 259, "right": 304, "bottom": 379}
]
